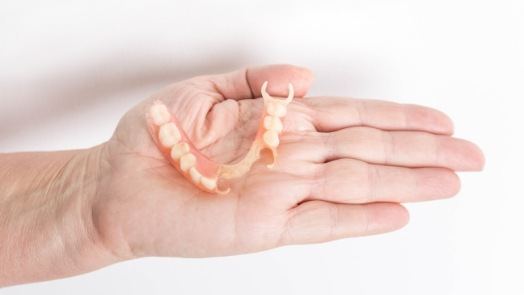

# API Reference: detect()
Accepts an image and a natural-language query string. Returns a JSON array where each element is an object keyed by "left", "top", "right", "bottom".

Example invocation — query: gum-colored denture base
[{"left": 146, "top": 81, "right": 294, "bottom": 194}]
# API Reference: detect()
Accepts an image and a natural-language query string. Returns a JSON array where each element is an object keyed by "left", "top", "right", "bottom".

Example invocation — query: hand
[{"left": 94, "top": 64, "right": 484, "bottom": 259}]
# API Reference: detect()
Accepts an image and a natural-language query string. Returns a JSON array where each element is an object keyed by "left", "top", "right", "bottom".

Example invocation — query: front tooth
[
  {"left": 189, "top": 167, "right": 202, "bottom": 183},
  {"left": 201, "top": 177, "right": 217, "bottom": 190},
  {"left": 266, "top": 102, "right": 287, "bottom": 117},
  {"left": 159, "top": 122, "right": 181, "bottom": 148},
  {"left": 263, "top": 116, "right": 283, "bottom": 133},
  {"left": 263, "top": 130, "right": 280, "bottom": 148},
  {"left": 180, "top": 153, "right": 197, "bottom": 172},
  {"left": 171, "top": 142, "right": 190, "bottom": 160},
  {"left": 150, "top": 103, "right": 171, "bottom": 125}
]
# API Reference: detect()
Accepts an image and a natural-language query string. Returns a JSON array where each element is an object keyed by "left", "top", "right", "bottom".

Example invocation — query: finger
[
  {"left": 204, "top": 64, "right": 314, "bottom": 100},
  {"left": 281, "top": 127, "right": 485, "bottom": 171},
  {"left": 304, "top": 96, "right": 454, "bottom": 135},
  {"left": 280, "top": 201, "right": 408, "bottom": 245},
  {"left": 308, "top": 159, "right": 460, "bottom": 204}
]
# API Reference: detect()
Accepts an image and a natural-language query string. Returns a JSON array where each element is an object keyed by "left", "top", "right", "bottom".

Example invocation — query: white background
[{"left": 1, "top": 0, "right": 523, "bottom": 294}]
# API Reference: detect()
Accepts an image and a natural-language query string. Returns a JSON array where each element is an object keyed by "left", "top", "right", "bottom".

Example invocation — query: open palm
[{"left": 93, "top": 65, "right": 484, "bottom": 259}]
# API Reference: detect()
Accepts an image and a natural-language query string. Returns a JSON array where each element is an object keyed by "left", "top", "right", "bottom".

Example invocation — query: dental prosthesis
[{"left": 147, "top": 81, "right": 294, "bottom": 194}]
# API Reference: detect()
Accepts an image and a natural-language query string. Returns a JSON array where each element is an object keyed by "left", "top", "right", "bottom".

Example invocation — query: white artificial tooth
[
  {"left": 180, "top": 153, "right": 197, "bottom": 172},
  {"left": 201, "top": 176, "right": 217, "bottom": 190},
  {"left": 263, "top": 130, "right": 280, "bottom": 148},
  {"left": 263, "top": 116, "right": 283, "bottom": 133},
  {"left": 273, "top": 119, "right": 283, "bottom": 132},
  {"left": 150, "top": 103, "right": 171, "bottom": 126},
  {"left": 189, "top": 167, "right": 202, "bottom": 184},
  {"left": 266, "top": 102, "right": 287, "bottom": 117},
  {"left": 170, "top": 142, "right": 190, "bottom": 160},
  {"left": 158, "top": 122, "right": 181, "bottom": 148},
  {"left": 273, "top": 116, "right": 284, "bottom": 132}
]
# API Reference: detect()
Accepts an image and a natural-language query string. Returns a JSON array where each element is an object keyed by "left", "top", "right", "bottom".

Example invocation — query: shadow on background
[{"left": 0, "top": 48, "right": 251, "bottom": 143}]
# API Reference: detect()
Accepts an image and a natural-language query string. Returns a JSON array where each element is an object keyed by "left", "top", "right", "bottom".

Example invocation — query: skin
[{"left": 0, "top": 64, "right": 484, "bottom": 286}]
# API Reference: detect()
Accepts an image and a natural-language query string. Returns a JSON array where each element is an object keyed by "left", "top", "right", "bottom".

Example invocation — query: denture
[{"left": 146, "top": 81, "right": 294, "bottom": 194}]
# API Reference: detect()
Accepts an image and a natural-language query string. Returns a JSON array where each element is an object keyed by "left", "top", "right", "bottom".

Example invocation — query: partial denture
[{"left": 146, "top": 81, "right": 294, "bottom": 194}]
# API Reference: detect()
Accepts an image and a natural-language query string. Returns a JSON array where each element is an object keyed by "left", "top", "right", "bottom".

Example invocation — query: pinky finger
[{"left": 280, "top": 201, "right": 409, "bottom": 245}]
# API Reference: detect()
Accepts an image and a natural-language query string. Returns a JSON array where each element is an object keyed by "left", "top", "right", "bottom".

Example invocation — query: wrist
[
  {"left": 0, "top": 144, "right": 120, "bottom": 286},
  {"left": 51, "top": 144, "right": 123, "bottom": 273}
]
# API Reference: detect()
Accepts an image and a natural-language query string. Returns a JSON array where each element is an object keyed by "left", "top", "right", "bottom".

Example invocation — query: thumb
[{"left": 209, "top": 64, "right": 315, "bottom": 101}]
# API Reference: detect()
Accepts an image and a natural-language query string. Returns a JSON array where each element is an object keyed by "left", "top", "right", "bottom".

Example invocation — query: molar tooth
[
  {"left": 171, "top": 142, "right": 190, "bottom": 160},
  {"left": 263, "top": 116, "right": 283, "bottom": 133},
  {"left": 180, "top": 153, "right": 197, "bottom": 172},
  {"left": 263, "top": 130, "right": 280, "bottom": 148},
  {"left": 189, "top": 167, "right": 202, "bottom": 183},
  {"left": 159, "top": 122, "right": 181, "bottom": 148},
  {"left": 150, "top": 103, "right": 171, "bottom": 125},
  {"left": 201, "top": 176, "right": 217, "bottom": 190},
  {"left": 266, "top": 102, "right": 287, "bottom": 117}
]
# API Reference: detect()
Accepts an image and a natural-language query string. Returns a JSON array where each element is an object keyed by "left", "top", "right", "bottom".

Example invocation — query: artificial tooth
[
  {"left": 180, "top": 153, "right": 197, "bottom": 172},
  {"left": 150, "top": 103, "right": 171, "bottom": 126},
  {"left": 263, "top": 116, "right": 283, "bottom": 133},
  {"left": 266, "top": 102, "right": 287, "bottom": 117},
  {"left": 171, "top": 142, "right": 190, "bottom": 160},
  {"left": 158, "top": 122, "right": 181, "bottom": 148},
  {"left": 263, "top": 130, "right": 280, "bottom": 148},
  {"left": 201, "top": 177, "right": 218, "bottom": 190},
  {"left": 189, "top": 167, "right": 202, "bottom": 183}
]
